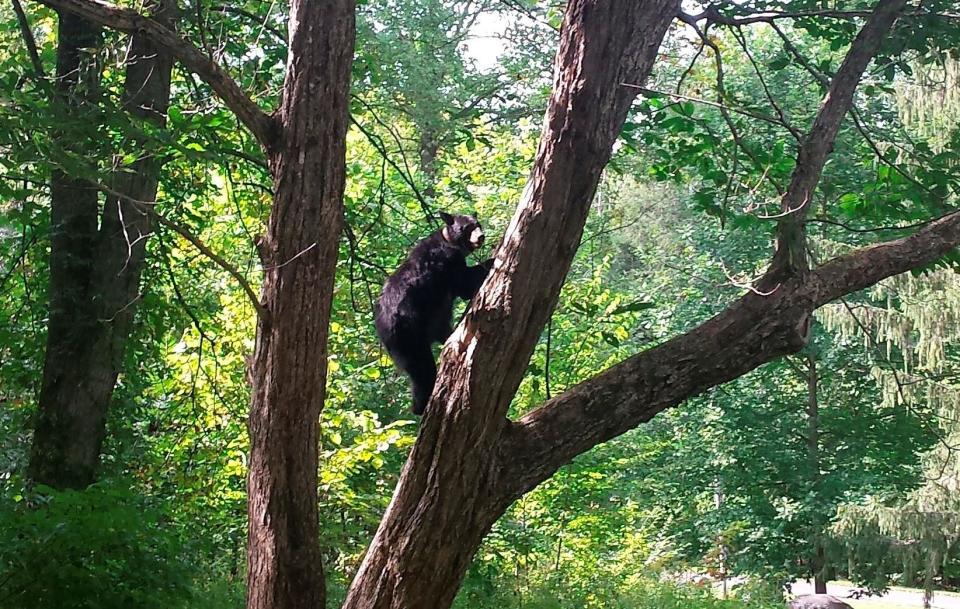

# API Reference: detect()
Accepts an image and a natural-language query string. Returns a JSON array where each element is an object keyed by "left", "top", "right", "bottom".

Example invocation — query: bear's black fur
[{"left": 375, "top": 212, "right": 493, "bottom": 415}]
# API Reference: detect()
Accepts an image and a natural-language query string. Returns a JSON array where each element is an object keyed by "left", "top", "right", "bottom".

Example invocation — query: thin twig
[
  {"left": 730, "top": 26, "right": 801, "bottom": 140},
  {"left": 11, "top": 0, "right": 45, "bottom": 79},
  {"left": 352, "top": 95, "right": 433, "bottom": 218},
  {"left": 809, "top": 215, "right": 949, "bottom": 234},
  {"left": 622, "top": 83, "right": 786, "bottom": 129},
  {"left": 679, "top": 6, "right": 957, "bottom": 27},
  {"left": 93, "top": 182, "right": 268, "bottom": 320},
  {"left": 210, "top": 5, "right": 285, "bottom": 43},
  {"left": 350, "top": 114, "right": 433, "bottom": 220}
]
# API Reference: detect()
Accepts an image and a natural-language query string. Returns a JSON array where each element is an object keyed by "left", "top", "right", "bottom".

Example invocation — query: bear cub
[{"left": 375, "top": 212, "right": 493, "bottom": 415}]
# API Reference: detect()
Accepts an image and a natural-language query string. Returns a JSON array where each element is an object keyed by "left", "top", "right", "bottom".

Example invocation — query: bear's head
[{"left": 439, "top": 211, "right": 485, "bottom": 253}]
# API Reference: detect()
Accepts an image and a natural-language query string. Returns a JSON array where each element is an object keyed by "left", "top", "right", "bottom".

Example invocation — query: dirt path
[{"left": 790, "top": 581, "right": 960, "bottom": 609}]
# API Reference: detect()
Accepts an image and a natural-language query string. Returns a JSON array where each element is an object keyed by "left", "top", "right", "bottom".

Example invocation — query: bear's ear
[{"left": 439, "top": 211, "right": 454, "bottom": 226}]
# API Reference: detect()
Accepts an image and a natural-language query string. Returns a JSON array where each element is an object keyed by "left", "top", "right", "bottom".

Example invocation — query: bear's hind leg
[{"left": 391, "top": 341, "right": 437, "bottom": 415}]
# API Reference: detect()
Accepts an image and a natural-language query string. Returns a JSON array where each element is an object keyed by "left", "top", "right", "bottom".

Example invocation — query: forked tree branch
[
  {"left": 506, "top": 210, "right": 960, "bottom": 498},
  {"left": 36, "top": 0, "right": 277, "bottom": 147},
  {"left": 501, "top": 0, "right": 929, "bottom": 497},
  {"left": 767, "top": 0, "right": 907, "bottom": 276}
]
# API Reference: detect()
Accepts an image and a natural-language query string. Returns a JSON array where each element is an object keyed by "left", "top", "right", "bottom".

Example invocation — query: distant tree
[
  {"left": 636, "top": 329, "right": 932, "bottom": 591},
  {"left": 27, "top": 0, "right": 176, "bottom": 489}
]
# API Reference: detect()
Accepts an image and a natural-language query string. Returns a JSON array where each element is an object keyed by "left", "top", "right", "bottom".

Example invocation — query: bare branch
[
  {"left": 209, "top": 4, "right": 285, "bottom": 43},
  {"left": 36, "top": 0, "right": 277, "bottom": 146},
  {"left": 349, "top": 108, "right": 433, "bottom": 220},
  {"left": 94, "top": 182, "right": 268, "bottom": 320},
  {"left": 729, "top": 25, "right": 801, "bottom": 140},
  {"left": 149, "top": 211, "right": 267, "bottom": 320}
]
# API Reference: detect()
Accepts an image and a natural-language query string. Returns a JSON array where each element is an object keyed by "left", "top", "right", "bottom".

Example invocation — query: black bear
[{"left": 375, "top": 212, "right": 493, "bottom": 415}]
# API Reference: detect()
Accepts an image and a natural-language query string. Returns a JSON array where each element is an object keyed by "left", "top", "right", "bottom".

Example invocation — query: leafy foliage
[
  {"left": 0, "top": 482, "right": 198, "bottom": 609},
  {"left": 0, "top": 0, "right": 959, "bottom": 606}
]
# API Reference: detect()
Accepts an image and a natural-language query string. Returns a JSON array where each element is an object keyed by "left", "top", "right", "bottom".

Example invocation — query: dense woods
[{"left": 1, "top": 1, "right": 959, "bottom": 609}]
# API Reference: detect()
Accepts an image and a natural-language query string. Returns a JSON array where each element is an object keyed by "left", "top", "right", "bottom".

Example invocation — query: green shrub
[
  {"left": 455, "top": 576, "right": 784, "bottom": 609},
  {"left": 0, "top": 481, "right": 194, "bottom": 609}
]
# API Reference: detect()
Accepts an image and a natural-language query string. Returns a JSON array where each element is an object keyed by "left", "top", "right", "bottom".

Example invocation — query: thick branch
[
  {"left": 678, "top": 6, "right": 956, "bottom": 27},
  {"left": 507, "top": 210, "right": 960, "bottom": 497},
  {"left": 36, "top": 0, "right": 277, "bottom": 146},
  {"left": 770, "top": 0, "right": 907, "bottom": 275},
  {"left": 812, "top": 211, "right": 960, "bottom": 305}
]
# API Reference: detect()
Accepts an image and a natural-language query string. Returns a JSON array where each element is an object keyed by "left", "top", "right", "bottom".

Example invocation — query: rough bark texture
[
  {"left": 244, "top": 1, "right": 355, "bottom": 608},
  {"left": 342, "top": 2, "right": 679, "bottom": 608},
  {"left": 342, "top": 2, "right": 943, "bottom": 608},
  {"left": 770, "top": 0, "right": 907, "bottom": 275},
  {"left": 29, "top": 0, "right": 175, "bottom": 489},
  {"left": 508, "top": 210, "right": 960, "bottom": 490}
]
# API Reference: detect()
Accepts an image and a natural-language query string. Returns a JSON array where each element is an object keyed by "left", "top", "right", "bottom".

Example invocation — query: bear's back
[{"left": 378, "top": 233, "right": 462, "bottom": 327}]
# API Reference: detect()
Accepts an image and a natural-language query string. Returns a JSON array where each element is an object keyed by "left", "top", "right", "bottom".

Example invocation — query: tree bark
[
  {"left": 343, "top": 2, "right": 679, "bottom": 607},
  {"left": 244, "top": 1, "right": 355, "bottom": 608},
  {"left": 29, "top": 0, "right": 176, "bottom": 489},
  {"left": 805, "top": 354, "right": 827, "bottom": 594},
  {"left": 343, "top": 2, "right": 936, "bottom": 608}
]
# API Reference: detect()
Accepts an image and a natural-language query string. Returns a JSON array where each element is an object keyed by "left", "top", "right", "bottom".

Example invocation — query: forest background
[{"left": 0, "top": 0, "right": 959, "bottom": 608}]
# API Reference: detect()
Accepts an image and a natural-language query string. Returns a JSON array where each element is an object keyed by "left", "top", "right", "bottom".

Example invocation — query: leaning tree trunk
[
  {"left": 343, "top": 1, "right": 917, "bottom": 608},
  {"left": 343, "top": 2, "right": 679, "bottom": 606},
  {"left": 29, "top": 0, "right": 175, "bottom": 489},
  {"left": 244, "top": 1, "right": 355, "bottom": 608}
]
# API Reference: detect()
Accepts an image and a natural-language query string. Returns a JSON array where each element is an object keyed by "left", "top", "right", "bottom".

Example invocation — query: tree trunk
[
  {"left": 343, "top": 2, "right": 922, "bottom": 608},
  {"left": 29, "top": 0, "right": 176, "bottom": 489},
  {"left": 806, "top": 354, "right": 827, "bottom": 594},
  {"left": 244, "top": 1, "right": 355, "bottom": 608},
  {"left": 28, "top": 10, "right": 103, "bottom": 490},
  {"left": 419, "top": 129, "right": 439, "bottom": 201},
  {"left": 343, "top": 2, "right": 679, "bottom": 607}
]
